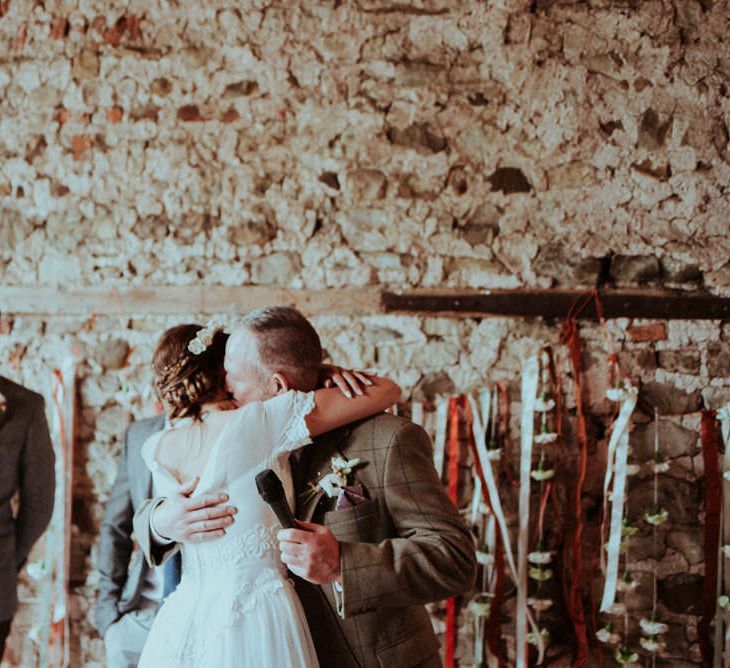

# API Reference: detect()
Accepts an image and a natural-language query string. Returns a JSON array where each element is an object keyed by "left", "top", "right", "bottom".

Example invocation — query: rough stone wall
[{"left": 1, "top": 0, "right": 729, "bottom": 666}]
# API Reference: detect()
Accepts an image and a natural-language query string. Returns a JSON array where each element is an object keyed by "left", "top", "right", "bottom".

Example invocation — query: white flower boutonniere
[{"left": 319, "top": 457, "right": 362, "bottom": 497}]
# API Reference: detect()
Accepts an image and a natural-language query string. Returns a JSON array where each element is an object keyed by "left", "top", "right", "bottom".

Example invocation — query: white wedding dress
[{"left": 138, "top": 390, "right": 319, "bottom": 668}]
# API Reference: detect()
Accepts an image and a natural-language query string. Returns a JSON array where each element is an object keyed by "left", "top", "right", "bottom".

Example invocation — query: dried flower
[
  {"left": 596, "top": 624, "right": 620, "bottom": 644},
  {"left": 318, "top": 457, "right": 362, "bottom": 497},
  {"left": 531, "top": 466, "right": 555, "bottom": 481},
  {"left": 468, "top": 593, "right": 492, "bottom": 617},
  {"left": 528, "top": 566, "right": 553, "bottom": 581},
  {"left": 621, "top": 518, "right": 639, "bottom": 537},
  {"left": 606, "top": 602, "right": 627, "bottom": 615},
  {"left": 527, "top": 628, "right": 550, "bottom": 646},
  {"left": 644, "top": 506, "right": 669, "bottom": 526},
  {"left": 614, "top": 646, "right": 639, "bottom": 664},
  {"left": 640, "top": 636, "right": 665, "bottom": 652},
  {"left": 534, "top": 396, "right": 555, "bottom": 413},
  {"left": 487, "top": 449, "right": 502, "bottom": 461},
  {"left": 606, "top": 381, "right": 637, "bottom": 402},
  {"left": 528, "top": 597, "right": 553, "bottom": 612},
  {"left": 476, "top": 548, "right": 494, "bottom": 566},
  {"left": 625, "top": 463, "right": 640, "bottom": 476},
  {"left": 639, "top": 618, "right": 668, "bottom": 635},
  {"left": 719, "top": 595, "right": 730, "bottom": 611},
  {"left": 617, "top": 571, "right": 638, "bottom": 592},
  {"left": 534, "top": 431, "right": 558, "bottom": 445},
  {"left": 528, "top": 551, "right": 553, "bottom": 565}
]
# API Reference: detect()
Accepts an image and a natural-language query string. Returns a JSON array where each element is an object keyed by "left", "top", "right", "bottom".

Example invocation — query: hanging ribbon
[
  {"left": 700, "top": 409, "right": 721, "bottom": 665},
  {"left": 517, "top": 356, "right": 541, "bottom": 666},
  {"left": 560, "top": 317, "right": 590, "bottom": 666},
  {"left": 599, "top": 384, "right": 637, "bottom": 612},
  {"left": 445, "top": 397, "right": 462, "bottom": 668},
  {"left": 718, "top": 404, "right": 730, "bottom": 666},
  {"left": 433, "top": 397, "right": 449, "bottom": 479}
]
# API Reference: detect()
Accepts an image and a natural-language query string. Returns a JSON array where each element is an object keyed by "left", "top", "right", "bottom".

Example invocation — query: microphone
[{"left": 255, "top": 469, "right": 297, "bottom": 529}]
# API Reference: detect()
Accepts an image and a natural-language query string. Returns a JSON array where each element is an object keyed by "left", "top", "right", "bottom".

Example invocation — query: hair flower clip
[{"left": 188, "top": 321, "right": 229, "bottom": 355}]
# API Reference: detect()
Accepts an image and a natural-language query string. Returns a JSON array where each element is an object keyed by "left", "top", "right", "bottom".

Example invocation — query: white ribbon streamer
[
  {"left": 599, "top": 385, "right": 637, "bottom": 612},
  {"left": 433, "top": 397, "right": 449, "bottom": 478},
  {"left": 411, "top": 400, "right": 424, "bottom": 427}
]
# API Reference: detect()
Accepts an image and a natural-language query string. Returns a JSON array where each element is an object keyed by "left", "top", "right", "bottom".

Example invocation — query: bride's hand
[{"left": 319, "top": 364, "right": 373, "bottom": 398}]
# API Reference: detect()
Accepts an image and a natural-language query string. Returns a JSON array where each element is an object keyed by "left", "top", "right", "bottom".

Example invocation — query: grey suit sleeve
[
  {"left": 338, "top": 423, "right": 477, "bottom": 617},
  {"left": 15, "top": 396, "right": 55, "bottom": 570},
  {"left": 94, "top": 428, "right": 134, "bottom": 635}
]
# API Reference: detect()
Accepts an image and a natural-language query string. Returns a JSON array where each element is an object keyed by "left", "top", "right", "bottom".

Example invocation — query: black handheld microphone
[{"left": 255, "top": 469, "right": 297, "bottom": 529}]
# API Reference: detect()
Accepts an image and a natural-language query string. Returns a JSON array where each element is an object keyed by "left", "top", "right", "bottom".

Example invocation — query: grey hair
[{"left": 239, "top": 306, "right": 323, "bottom": 390}]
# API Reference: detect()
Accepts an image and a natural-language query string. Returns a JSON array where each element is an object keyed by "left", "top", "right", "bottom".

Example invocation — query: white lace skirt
[{"left": 138, "top": 568, "right": 319, "bottom": 668}]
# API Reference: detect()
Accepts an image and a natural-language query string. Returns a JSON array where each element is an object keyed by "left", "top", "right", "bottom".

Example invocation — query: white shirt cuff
[{"left": 150, "top": 498, "right": 174, "bottom": 546}]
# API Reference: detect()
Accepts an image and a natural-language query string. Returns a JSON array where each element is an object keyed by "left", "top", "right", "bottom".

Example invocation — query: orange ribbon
[{"left": 445, "top": 397, "right": 462, "bottom": 668}]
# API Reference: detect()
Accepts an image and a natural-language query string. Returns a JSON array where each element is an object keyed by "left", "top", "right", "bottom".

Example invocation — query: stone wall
[{"left": 1, "top": 0, "right": 729, "bottom": 666}]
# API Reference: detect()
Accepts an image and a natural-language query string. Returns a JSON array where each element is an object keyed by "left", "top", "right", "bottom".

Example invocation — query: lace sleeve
[{"left": 270, "top": 390, "right": 315, "bottom": 456}]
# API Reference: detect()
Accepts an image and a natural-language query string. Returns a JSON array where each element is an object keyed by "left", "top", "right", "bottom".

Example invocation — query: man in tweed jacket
[
  {"left": 0, "top": 376, "right": 55, "bottom": 659},
  {"left": 133, "top": 308, "right": 476, "bottom": 667}
]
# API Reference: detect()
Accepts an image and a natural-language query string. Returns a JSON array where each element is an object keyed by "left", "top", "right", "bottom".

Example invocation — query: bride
[{"left": 137, "top": 320, "right": 400, "bottom": 667}]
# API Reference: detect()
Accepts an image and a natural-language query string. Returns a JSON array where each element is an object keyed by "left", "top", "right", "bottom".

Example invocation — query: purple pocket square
[{"left": 335, "top": 484, "right": 369, "bottom": 511}]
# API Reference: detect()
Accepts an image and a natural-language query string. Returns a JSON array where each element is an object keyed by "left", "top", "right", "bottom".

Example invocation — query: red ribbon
[
  {"left": 560, "top": 318, "right": 590, "bottom": 667},
  {"left": 700, "top": 410, "right": 721, "bottom": 664},
  {"left": 445, "top": 397, "right": 462, "bottom": 668}
]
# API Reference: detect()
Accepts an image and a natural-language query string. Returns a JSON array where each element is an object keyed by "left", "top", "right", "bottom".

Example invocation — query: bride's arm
[{"left": 305, "top": 375, "right": 400, "bottom": 438}]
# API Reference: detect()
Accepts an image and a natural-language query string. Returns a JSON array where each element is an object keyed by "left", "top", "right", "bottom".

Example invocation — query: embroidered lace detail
[
  {"left": 195, "top": 523, "right": 279, "bottom": 569},
  {"left": 225, "top": 568, "right": 289, "bottom": 625},
  {"left": 274, "top": 390, "right": 315, "bottom": 455}
]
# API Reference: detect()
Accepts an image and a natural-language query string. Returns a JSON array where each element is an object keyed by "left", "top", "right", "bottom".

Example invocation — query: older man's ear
[{"left": 269, "top": 372, "right": 291, "bottom": 396}]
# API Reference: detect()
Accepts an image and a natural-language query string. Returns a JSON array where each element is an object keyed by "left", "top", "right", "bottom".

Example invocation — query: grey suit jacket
[
  {"left": 94, "top": 414, "right": 164, "bottom": 636},
  {"left": 0, "top": 376, "right": 55, "bottom": 622}
]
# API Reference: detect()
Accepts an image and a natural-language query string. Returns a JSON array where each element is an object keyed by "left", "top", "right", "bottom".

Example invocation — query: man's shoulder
[
  {"left": 347, "top": 412, "right": 426, "bottom": 445},
  {"left": 0, "top": 375, "right": 44, "bottom": 410}
]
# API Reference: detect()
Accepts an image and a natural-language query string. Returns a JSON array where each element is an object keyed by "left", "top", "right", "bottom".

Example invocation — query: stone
[
  {"left": 546, "top": 162, "right": 599, "bottom": 189},
  {"left": 657, "top": 349, "right": 701, "bottom": 374},
  {"left": 249, "top": 253, "right": 301, "bottom": 285},
  {"left": 658, "top": 573, "right": 703, "bottom": 615},
  {"left": 638, "top": 108, "right": 672, "bottom": 150},
  {"left": 701, "top": 386, "right": 730, "bottom": 410},
  {"left": 227, "top": 215, "right": 277, "bottom": 246},
  {"left": 94, "top": 339, "right": 130, "bottom": 371},
  {"left": 344, "top": 169, "right": 387, "bottom": 202},
  {"left": 386, "top": 122, "right": 447, "bottom": 154},
  {"left": 660, "top": 257, "right": 703, "bottom": 285},
  {"left": 488, "top": 168, "right": 531, "bottom": 194},
  {"left": 609, "top": 255, "right": 661, "bottom": 286},
  {"left": 532, "top": 244, "right": 604, "bottom": 287},
  {"left": 666, "top": 529, "right": 704, "bottom": 565},
  {"left": 630, "top": 419, "right": 699, "bottom": 460},
  {"left": 640, "top": 382, "right": 703, "bottom": 414},
  {"left": 223, "top": 80, "right": 258, "bottom": 98},
  {"left": 412, "top": 371, "right": 456, "bottom": 400},
  {"left": 72, "top": 50, "right": 99, "bottom": 79},
  {"left": 628, "top": 323, "right": 667, "bottom": 343},
  {"left": 94, "top": 405, "right": 132, "bottom": 438},
  {"left": 706, "top": 342, "right": 730, "bottom": 378},
  {"left": 457, "top": 203, "right": 500, "bottom": 246},
  {"left": 628, "top": 476, "right": 701, "bottom": 525}
]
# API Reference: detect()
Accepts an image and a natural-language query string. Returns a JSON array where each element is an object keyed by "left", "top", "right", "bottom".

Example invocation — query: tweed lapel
[{"left": 294, "top": 425, "right": 351, "bottom": 522}]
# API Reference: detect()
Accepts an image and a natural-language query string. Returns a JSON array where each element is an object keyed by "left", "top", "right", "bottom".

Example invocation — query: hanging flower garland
[{"left": 716, "top": 404, "right": 730, "bottom": 665}]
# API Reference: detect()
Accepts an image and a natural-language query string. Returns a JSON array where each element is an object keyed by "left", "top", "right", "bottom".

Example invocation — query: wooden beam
[
  {"left": 1, "top": 286, "right": 728, "bottom": 320},
  {"left": 0, "top": 286, "right": 381, "bottom": 316},
  {"left": 381, "top": 288, "right": 730, "bottom": 320}
]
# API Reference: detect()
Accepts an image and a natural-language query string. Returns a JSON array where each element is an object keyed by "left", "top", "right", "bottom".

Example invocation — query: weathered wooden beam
[
  {"left": 1, "top": 286, "right": 729, "bottom": 320},
  {"left": 381, "top": 288, "right": 730, "bottom": 320},
  {"left": 0, "top": 286, "right": 381, "bottom": 316}
]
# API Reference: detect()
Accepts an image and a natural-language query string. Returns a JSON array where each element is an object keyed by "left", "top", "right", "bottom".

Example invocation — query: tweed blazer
[
  {"left": 94, "top": 415, "right": 164, "bottom": 636},
  {"left": 135, "top": 412, "right": 476, "bottom": 668},
  {"left": 0, "top": 376, "right": 55, "bottom": 622}
]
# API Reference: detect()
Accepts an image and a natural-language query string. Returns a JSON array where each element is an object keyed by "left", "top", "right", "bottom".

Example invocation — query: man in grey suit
[
  {"left": 0, "top": 376, "right": 55, "bottom": 660},
  {"left": 94, "top": 414, "right": 181, "bottom": 668}
]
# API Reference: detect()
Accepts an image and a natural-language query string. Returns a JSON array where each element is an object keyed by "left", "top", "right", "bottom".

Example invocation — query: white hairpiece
[{"left": 188, "top": 321, "right": 229, "bottom": 355}]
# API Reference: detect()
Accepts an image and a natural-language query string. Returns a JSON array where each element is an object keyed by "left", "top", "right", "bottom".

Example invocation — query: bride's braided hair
[{"left": 153, "top": 324, "right": 229, "bottom": 421}]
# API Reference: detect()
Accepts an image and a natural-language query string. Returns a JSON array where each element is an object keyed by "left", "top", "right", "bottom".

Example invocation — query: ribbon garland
[
  {"left": 599, "top": 384, "right": 637, "bottom": 612},
  {"left": 700, "top": 409, "right": 721, "bottom": 665},
  {"left": 516, "top": 356, "right": 541, "bottom": 666},
  {"left": 445, "top": 397, "right": 462, "bottom": 668}
]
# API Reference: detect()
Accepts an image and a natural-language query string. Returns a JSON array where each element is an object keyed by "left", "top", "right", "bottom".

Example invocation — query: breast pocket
[{"left": 324, "top": 498, "right": 383, "bottom": 542}]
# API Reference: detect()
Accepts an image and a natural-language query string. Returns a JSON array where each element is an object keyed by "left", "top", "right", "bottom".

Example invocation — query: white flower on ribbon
[
  {"left": 534, "top": 431, "right": 558, "bottom": 445},
  {"left": 640, "top": 637, "right": 666, "bottom": 652},
  {"left": 617, "top": 573, "right": 638, "bottom": 592},
  {"left": 487, "top": 449, "right": 502, "bottom": 461},
  {"left": 723, "top": 545, "right": 730, "bottom": 559},
  {"left": 606, "top": 602, "right": 627, "bottom": 615},
  {"left": 528, "top": 597, "right": 553, "bottom": 612},
  {"left": 318, "top": 457, "right": 362, "bottom": 497},
  {"left": 625, "top": 463, "right": 640, "bottom": 476},
  {"left": 531, "top": 467, "right": 555, "bottom": 481},
  {"left": 621, "top": 520, "right": 639, "bottom": 538},
  {"left": 606, "top": 381, "right": 637, "bottom": 402},
  {"left": 0, "top": 390, "right": 6, "bottom": 414},
  {"left": 639, "top": 618, "right": 668, "bottom": 635},
  {"left": 719, "top": 595, "right": 730, "bottom": 611},
  {"left": 596, "top": 625, "right": 620, "bottom": 644},
  {"left": 468, "top": 593, "right": 492, "bottom": 617},
  {"left": 527, "top": 628, "right": 550, "bottom": 646},
  {"left": 724, "top": 471, "right": 730, "bottom": 482},
  {"left": 476, "top": 548, "right": 494, "bottom": 566},
  {"left": 188, "top": 321, "right": 229, "bottom": 355},
  {"left": 527, "top": 551, "right": 553, "bottom": 565},
  {"left": 528, "top": 566, "right": 553, "bottom": 581},
  {"left": 534, "top": 397, "right": 555, "bottom": 413},
  {"left": 652, "top": 460, "right": 670, "bottom": 474},
  {"left": 644, "top": 507, "right": 669, "bottom": 526},
  {"left": 614, "top": 646, "right": 639, "bottom": 665},
  {"left": 26, "top": 561, "right": 47, "bottom": 581}
]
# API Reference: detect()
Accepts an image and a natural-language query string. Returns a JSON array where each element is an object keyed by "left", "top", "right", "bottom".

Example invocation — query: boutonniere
[{"left": 318, "top": 457, "right": 363, "bottom": 497}]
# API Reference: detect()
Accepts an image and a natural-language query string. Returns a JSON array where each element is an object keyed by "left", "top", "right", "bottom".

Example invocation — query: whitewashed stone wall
[{"left": 1, "top": 0, "right": 729, "bottom": 665}]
